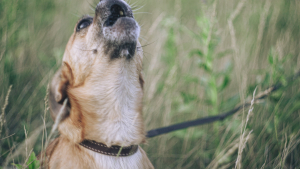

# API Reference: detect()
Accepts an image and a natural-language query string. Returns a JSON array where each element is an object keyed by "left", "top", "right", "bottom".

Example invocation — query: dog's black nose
[
  {"left": 104, "top": 4, "right": 126, "bottom": 27},
  {"left": 100, "top": 0, "right": 132, "bottom": 15},
  {"left": 97, "top": 0, "right": 133, "bottom": 27}
]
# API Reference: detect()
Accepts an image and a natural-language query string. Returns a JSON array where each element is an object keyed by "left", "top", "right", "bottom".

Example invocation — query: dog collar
[{"left": 79, "top": 140, "right": 138, "bottom": 157}]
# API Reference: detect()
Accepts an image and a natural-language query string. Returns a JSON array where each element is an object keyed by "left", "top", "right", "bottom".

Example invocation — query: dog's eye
[{"left": 77, "top": 19, "right": 92, "bottom": 31}]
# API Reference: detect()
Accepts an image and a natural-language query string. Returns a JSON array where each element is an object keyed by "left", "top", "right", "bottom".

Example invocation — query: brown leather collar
[{"left": 79, "top": 140, "right": 138, "bottom": 157}]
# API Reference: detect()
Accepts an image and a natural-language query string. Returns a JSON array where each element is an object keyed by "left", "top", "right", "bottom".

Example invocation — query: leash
[{"left": 146, "top": 70, "right": 300, "bottom": 138}]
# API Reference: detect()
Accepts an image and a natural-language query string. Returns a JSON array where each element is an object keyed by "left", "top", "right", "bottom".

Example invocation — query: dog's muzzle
[{"left": 96, "top": 0, "right": 140, "bottom": 59}]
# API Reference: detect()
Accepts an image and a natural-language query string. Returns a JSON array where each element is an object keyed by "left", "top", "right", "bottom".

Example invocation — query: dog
[{"left": 41, "top": 0, "right": 154, "bottom": 168}]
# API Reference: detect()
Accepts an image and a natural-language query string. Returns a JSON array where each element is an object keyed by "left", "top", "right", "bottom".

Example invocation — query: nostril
[{"left": 111, "top": 4, "right": 125, "bottom": 17}]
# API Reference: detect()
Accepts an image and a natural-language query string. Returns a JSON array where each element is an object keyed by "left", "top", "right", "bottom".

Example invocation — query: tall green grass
[{"left": 1, "top": 0, "right": 300, "bottom": 168}]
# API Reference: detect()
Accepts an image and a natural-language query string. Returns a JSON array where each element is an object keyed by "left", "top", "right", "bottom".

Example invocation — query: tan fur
[{"left": 42, "top": 0, "right": 153, "bottom": 168}]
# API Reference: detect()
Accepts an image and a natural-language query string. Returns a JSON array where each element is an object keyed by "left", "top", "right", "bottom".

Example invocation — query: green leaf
[
  {"left": 270, "top": 89, "right": 284, "bottom": 101},
  {"left": 268, "top": 54, "right": 274, "bottom": 65},
  {"left": 180, "top": 92, "right": 198, "bottom": 103},
  {"left": 208, "top": 77, "right": 217, "bottom": 89},
  {"left": 202, "top": 62, "right": 212, "bottom": 72},
  {"left": 26, "top": 152, "right": 40, "bottom": 169},
  {"left": 189, "top": 49, "right": 204, "bottom": 58},
  {"left": 279, "top": 76, "right": 287, "bottom": 86},
  {"left": 218, "top": 75, "right": 230, "bottom": 92},
  {"left": 208, "top": 40, "right": 218, "bottom": 53},
  {"left": 11, "top": 164, "right": 22, "bottom": 169},
  {"left": 205, "top": 87, "right": 218, "bottom": 106},
  {"left": 262, "top": 73, "right": 271, "bottom": 88}
]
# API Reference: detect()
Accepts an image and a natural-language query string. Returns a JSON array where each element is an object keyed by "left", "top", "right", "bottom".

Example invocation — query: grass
[{"left": 1, "top": 0, "right": 300, "bottom": 168}]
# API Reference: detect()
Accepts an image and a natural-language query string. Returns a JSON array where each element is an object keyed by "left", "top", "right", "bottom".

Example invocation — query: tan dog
[{"left": 42, "top": 0, "right": 154, "bottom": 168}]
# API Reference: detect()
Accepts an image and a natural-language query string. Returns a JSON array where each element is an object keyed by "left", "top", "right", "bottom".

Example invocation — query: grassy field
[{"left": 1, "top": 0, "right": 300, "bottom": 168}]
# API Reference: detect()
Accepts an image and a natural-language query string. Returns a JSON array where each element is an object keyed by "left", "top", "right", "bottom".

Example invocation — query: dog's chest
[{"left": 87, "top": 147, "right": 146, "bottom": 169}]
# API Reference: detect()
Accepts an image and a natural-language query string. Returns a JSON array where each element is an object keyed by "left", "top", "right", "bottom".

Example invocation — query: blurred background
[{"left": 1, "top": 0, "right": 300, "bottom": 168}]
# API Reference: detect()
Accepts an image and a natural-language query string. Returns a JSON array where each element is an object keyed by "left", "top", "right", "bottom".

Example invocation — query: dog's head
[{"left": 49, "top": 0, "right": 145, "bottom": 144}]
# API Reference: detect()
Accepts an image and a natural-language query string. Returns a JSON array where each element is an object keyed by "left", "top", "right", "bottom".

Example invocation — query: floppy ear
[{"left": 49, "top": 63, "right": 73, "bottom": 121}]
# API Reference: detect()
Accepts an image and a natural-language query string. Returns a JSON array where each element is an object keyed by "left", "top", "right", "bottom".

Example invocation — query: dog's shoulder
[
  {"left": 46, "top": 137, "right": 61, "bottom": 156},
  {"left": 37, "top": 137, "right": 61, "bottom": 168}
]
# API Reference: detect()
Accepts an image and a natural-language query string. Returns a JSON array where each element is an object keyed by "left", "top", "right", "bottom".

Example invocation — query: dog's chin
[{"left": 103, "top": 17, "right": 140, "bottom": 59}]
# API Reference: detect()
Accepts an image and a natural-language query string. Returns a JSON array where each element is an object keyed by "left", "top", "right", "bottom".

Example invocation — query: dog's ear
[{"left": 49, "top": 63, "right": 73, "bottom": 121}]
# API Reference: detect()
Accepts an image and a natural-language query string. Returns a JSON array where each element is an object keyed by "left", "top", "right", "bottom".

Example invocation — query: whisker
[
  {"left": 86, "top": 0, "right": 96, "bottom": 10},
  {"left": 137, "top": 41, "right": 156, "bottom": 49},
  {"left": 140, "top": 51, "right": 152, "bottom": 62},
  {"left": 89, "top": 6, "right": 95, "bottom": 12},
  {"left": 142, "top": 51, "right": 151, "bottom": 55},
  {"left": 139, "top": 35, "right": 148, "bottom": 40},
  {"left": 133, "top": 12, "right": 151, "bottom": 15},
  {"left": 129, "top": 1, "right": 139, "bottom": 8},
  {"left": 139, "top": 23, "right": 146, "bottom": 28},
  {"left": 132, "top": 5, "right": 145, "bottom": 11},
  {"left": 139, "top": 37, "right": 148, "bottom": 43},
  {"left": 71, "top": 12, "right": 82, "bottom": 18}
]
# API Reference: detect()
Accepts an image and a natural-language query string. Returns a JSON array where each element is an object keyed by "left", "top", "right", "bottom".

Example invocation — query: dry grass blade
[
  {"left": 227, "top": 0, "right": 247, "bottom": 54},
  {"left": 45, "top": 98, "right": 68, "bottom": 148},
  {"left": 24, "top": 126, "right": 28, "bottom": 158},
  {"left": 253, "top": 0, "right": 271, "bottom": 64},
  {"left": 275, "top": 131, "right": 300, "bottom": 169},
  {"left": 0, "top": 48, "right": 5, "bottom": 63},
  {"left": 39, "top": 98, "right": 68, "bottom": 166},
  {"left": 227, "top": 0, "right": 248, "bottom": 107},
  {"left": 1, "top": 85, "right": 12, "bottom": 139},
  {"left": 0, "top": 133, "right": 15, "bottom": 141},
  {"left": 235, "top": 88, "right": 256, "bottom": 169},
  {"left": 22, "top": 148, "right": 33, "bottom": 168},
  {"left": 41, "top": 85, "right": 50, "bottom": 154},
  {"left": 3, "top": 123, "right": 50, "bottom": 167}
]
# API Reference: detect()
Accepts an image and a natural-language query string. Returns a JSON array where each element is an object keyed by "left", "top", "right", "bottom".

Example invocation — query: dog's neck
[{"left": 65, "top": 57, "right": 145, "bottom": 147}]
